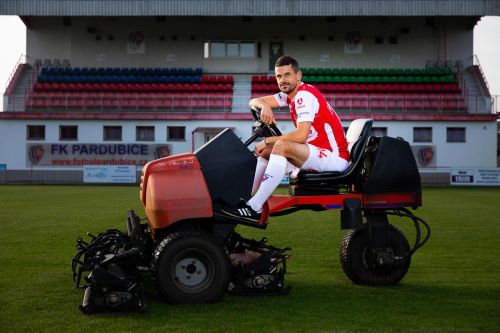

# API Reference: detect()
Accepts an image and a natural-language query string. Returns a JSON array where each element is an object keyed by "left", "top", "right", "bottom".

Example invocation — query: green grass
[{"left": 0, "top": 185, "right": 499, "bottom": 333}]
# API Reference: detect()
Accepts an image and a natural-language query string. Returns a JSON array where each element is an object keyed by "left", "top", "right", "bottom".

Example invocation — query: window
[
  {"left": 374, "top": 36, "right": 384, "bottom": 44},
  {"left": 413, "top": 127, "right": 432, "bottom": 143},
  {"left": 447, "top": 127, "right": 466, "bottom": 143},
  {"left": 27, "top": 125, "right": 45, "bottom": 140},
  {"left": 60, "top": 125, "right": 78, "bottom": 141},
  {"left": 389, "top": 36, "right": 398, "bottom": 44},
  {"left": 239, "top": 42, "right": 255, "bottom": 57},
  {"left": 136, "top": 126, "right": 155, "bottom": 141},
  {"left": 210, "top": 42, "right": 225, "bottom": 57},
  {"left": 227, "top": 42, "right": 239, "bottom": 57},
  {"left": 103, "top": 126, "right": 122, "bottom": 141},
  {"left": 204, "top": 41, "right": 256, "bottom": 58},
  {"left": 371, "top": 127, "right": 387, "bottom": 137},
  {"left": 167, "top": 126, "right": 186, "bottom": 141}
]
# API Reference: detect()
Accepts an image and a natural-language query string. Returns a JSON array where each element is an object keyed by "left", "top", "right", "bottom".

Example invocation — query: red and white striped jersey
[{"left": 274, "top": 83, "right": 349, "bottom": 161}]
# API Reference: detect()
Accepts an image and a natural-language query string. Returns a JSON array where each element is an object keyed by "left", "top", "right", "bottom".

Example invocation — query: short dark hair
[{"left": 275, "top": 55, "right": 300, "bottom": 73}]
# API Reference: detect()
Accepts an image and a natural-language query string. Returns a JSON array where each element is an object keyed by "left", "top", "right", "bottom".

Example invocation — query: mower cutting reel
[
  {"left": 71, "top": 210, "right": 150, "bottom": 313},
  {"left": 226, "top": 232, "right": 291, "bottom": 296}
]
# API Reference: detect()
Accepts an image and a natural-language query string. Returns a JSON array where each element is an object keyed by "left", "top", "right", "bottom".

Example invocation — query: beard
[{"left": 279, "top": 82, "right": 296, "bottom": 94}]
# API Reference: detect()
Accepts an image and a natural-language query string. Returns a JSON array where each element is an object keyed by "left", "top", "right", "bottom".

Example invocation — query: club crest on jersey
[{"left": 297, "top": 98, "right": 303, "bottom": 105}]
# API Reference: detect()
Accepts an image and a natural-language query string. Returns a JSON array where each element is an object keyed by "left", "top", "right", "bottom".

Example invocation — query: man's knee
[{"left": 271, "top": 139, "right": 292, "bottom": 155}]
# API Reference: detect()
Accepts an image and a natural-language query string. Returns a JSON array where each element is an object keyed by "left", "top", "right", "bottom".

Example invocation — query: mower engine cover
[{"left": 140, "top": 128, "right": 257, "bottom": 232}]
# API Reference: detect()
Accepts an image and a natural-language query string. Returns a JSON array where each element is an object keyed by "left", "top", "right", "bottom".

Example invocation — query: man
[{"left": 220, "top": 55, "right": 349, "bottom": 223}]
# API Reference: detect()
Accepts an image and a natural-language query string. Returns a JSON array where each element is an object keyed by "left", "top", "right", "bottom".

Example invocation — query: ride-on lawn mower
[{"left": 72, "top": 107, "right": 430, "bottom": 313}]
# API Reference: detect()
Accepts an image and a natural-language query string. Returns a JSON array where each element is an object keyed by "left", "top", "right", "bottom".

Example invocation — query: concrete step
[
  {"left": 5, "top": 68, "right": 33, "bottom": 111},
  {"left": 232, "top": 75, "right": 252, "bottom": 113}
]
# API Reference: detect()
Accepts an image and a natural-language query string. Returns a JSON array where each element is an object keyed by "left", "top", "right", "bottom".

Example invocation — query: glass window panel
[
  {"left": 240, "top": 42, "right": 255, "bottom": 57},
  {"left": 60, "top": 125, "right": 78, "bottom": 141},
  {"left": 447, "top": 127, "right": 466, "bottom": 143},
  {"left": 413, "top": 127, "right": 432, "bottom": 143},
  {"left": 136, "top": 126, "right": 155, "bottom": 141},
  {"left": 167, "top": 126, "right": 185, "bottom": 141},
  {"left": 27, "top": 125, "right": 45, "bottom": 140},
  {"left": 103, "top": 126, "right": 122, "bottom": 141},
  {"left": 370, "top": 127, "right": 387, "bottom": 137},
  {"left": 227, "top": 42, "right": 238, "bottom": 57},
  {"left": 210, "top": 42, "right": 225, "bottom": 57}
]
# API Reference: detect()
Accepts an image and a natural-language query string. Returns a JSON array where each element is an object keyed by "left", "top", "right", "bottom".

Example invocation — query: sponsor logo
[
  {"left": 29, "top": 145, "right": 44, "bottom": 164},
  {"left": 418, "top": 147, "right": 434, "bottom": 167},
  {"left": 158, "top": 158, "right": 194, "bottom": 168},
  {"left": 155, "top": 146, "right": 170, "bottom": 159},
  {"left": 262, "top": 173, "right": 272, "bottom": 182},
  {"left": 297, "top": 98, "right": 303, "bottom": 105},
  {"left": 127, "top": 31, "right": 144, "bottom": 51}
]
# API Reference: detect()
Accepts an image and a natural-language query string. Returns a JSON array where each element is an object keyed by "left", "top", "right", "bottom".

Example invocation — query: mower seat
[{"left": 291, "top": 118, "right": 373, "bottom": 188}]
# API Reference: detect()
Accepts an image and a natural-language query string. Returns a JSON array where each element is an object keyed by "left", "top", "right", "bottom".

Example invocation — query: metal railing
[
  {"left": 23, "top": 93, "right": 235, "bottom": 113},
  {"left": 471, "top": 54, "right": 491, "bottom": 96},
  {"left": 8, "top": 92, "right": 496, "bottom": 116}
]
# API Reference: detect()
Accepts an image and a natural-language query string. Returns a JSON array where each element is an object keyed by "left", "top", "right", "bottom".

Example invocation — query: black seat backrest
[
  {"left": 347, "top": 119, "right": 373, "bottom": 165},
  {"left": 292, "top": 118, "right": 374, "bottom": 186}
]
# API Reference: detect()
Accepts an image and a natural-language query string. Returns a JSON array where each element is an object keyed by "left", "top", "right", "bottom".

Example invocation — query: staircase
[
  {"left": 231, "top": 74, "right": 252, "bottom": 113},
  {"left": 4, "top": 67, "right": 35, "bottom": 112},
  {"left": 462, "top": 67, "right": 492, "bottom": 114}
]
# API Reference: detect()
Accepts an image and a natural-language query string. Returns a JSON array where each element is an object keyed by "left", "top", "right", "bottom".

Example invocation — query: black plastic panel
[
  {"left": 195, "top": 129, "right": 256, "bottom": 206},
  {"left": 363, "top": 136, "right": 421, "bottom": 193}
]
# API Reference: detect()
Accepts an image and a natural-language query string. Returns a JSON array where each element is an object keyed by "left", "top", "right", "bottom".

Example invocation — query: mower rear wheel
[
  {"left": 339, "top": 224, "right": 411, "bottom": 286},
  {"left": 151, "top": 230, "right": 230, "bottom": 304}
]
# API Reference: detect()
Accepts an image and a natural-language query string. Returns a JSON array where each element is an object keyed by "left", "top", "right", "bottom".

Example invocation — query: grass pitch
[{"left": 0, "top": 185, "right": 499, "bottom": 333}]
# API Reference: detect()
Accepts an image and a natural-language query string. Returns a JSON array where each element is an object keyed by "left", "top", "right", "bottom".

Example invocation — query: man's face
[{"left": 275, "top": 64, "right": 302, "bottom": 94}]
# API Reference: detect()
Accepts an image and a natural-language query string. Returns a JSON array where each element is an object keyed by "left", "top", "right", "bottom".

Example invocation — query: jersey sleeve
[
  {"left": 273, "top": 92, "right": 288, "bottom": 107},
  {"left": 294, "top": 90, "right": 319, "bottom": 123}
]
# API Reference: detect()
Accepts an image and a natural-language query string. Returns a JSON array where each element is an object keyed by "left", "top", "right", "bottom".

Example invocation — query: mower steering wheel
[{"left": 250, "top": 106, "right": 282, "bottom": 137}]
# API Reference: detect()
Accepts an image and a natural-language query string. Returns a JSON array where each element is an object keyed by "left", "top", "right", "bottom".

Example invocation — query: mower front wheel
[
  {"left": 339, "top": 224, "right": 411, "bottom": 286},
  {"left": 151, "top": 230, "right": 230, "bottom": 304}
]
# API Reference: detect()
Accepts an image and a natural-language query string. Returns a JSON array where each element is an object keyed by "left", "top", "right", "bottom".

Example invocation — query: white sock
[
  {"left": 285, "top": 162, "right": 300, "bottom": 179},
  {"left": 252, "top": 156, "right": 269, "bottom": 194},
  {"left": 248, "top": 154, "right": 287, "bottom": 212}
]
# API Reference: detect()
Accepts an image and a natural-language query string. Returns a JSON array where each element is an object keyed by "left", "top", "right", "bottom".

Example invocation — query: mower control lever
[{"left": 244, "top": 124, "right": 265, "bottom": 147}]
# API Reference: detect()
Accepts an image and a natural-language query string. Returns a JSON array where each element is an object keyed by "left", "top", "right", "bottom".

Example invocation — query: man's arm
[
  {"left": 249, "top": 95, "right": 281, "bottom": 125},
  {"left": 254, "top": 121, "right": 311, "bottom": 156},
  {"left": 267, "top": 121, "right": 310, "bottom": 144}
]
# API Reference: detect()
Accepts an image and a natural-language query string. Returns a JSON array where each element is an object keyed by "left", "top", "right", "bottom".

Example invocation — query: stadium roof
[{"left": 1, "top": 0, "right": 499, "bottom": 17}]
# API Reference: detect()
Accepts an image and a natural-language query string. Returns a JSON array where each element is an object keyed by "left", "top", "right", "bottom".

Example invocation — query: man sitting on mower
[{"left": 220, "top": 55, "right": 349, "bottom": 223}]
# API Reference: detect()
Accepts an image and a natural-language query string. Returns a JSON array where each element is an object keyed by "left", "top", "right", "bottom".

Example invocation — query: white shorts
[{"left": 300, "top": 144, "right": 349, "bottom": 173}]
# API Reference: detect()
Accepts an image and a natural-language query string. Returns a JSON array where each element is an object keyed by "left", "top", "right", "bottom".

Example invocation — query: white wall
[
  {"left": 0, "top": 118, "right": 496, "bottom": 170},
  {"left": 27, "top": 17, "right": 72, "bottom": 62}
]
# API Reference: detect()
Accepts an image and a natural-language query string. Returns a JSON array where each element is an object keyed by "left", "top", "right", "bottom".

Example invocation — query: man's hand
[
  {"left": 254, "top": 139, "right": 269, "bottom": 156},
  {"left": 259, "top": 104, "right": 276, "bottom": 125},
  {"left": 249, "top": 96, "right": 279, "bottom": 125}
]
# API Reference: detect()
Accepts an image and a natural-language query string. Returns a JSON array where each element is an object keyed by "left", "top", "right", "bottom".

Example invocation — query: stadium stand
[
  {"left": 251, "top": 67, "right": 466, "bottom": 112},
  {"left": 26, "top": 67, "right": 234, "bottom": 111}
]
